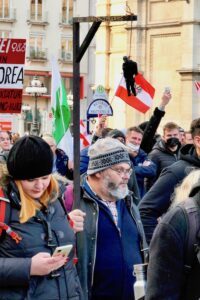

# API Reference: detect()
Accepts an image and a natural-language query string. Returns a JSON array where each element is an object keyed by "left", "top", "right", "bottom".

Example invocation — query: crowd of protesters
[{"left": 0, "top": 87, "right": 199, "bottom": 300}]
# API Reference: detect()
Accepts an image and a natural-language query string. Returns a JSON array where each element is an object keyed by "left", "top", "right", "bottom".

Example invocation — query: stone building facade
[
  {"left": 96, "top": 0, "right": 200, "bottom": 131},
  {"left": 0, "top": 0, "right": 96, "bottom": 135}
]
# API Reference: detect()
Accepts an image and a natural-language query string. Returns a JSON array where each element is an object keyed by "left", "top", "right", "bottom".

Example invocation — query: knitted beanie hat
[
  {"left": 87, "top": 137, "right": 130, "bottom": 175},
  {"left": 7, "top": 135, "right": 53, "bottom": 180}
]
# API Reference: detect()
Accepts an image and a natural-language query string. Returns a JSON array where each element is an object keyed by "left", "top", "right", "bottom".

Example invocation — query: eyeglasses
[{"left": 109, "top": 167, "right": 132, "bottom": 176}]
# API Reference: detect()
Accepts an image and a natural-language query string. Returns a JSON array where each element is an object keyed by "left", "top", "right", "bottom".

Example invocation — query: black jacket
[
  {"left": 122, "top": 60, "right": 138, "bottom": 78},
  {"left": 139, "top": 144, "right": 200, "bottom": 244},
  {"left": 0, "top": 180, "right": 82, "bottom": 300},
  {"left": 148, "top": 139, "right": 179, "bottom": 177},
  {"left": 146, "top": 183, "right": 200, "bottom": 300},
  {"left": 140, "top": 107, "right": 165, "bottom": 154}
]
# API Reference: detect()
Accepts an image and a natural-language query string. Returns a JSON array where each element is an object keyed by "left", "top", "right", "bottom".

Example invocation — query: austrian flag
[
  {"left": 80, "top": 120, "right": 90, "bottom": 149},
  {"left": 115, "top": 73, "right": 155, "bottom": 113},
  {"left": 194, "top": 81, "right": 200, "bottom": 95}
]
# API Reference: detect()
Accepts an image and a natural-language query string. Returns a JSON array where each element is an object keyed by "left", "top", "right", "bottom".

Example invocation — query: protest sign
[{"left": 0, "top": 38, "right": 26, "bottom": 113}]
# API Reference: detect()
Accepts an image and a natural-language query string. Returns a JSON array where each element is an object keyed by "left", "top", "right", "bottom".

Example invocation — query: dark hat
[
  {"left": 7, "top": 135, "right": 53, "bottom": 180},
  {"left": 106, "top": 129, "right": 126, "bottom": 143}
]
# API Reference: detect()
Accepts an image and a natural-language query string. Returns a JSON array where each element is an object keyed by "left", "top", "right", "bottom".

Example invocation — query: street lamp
[{"left": 25, "top": 76, "right": 47, "bottom": 135}]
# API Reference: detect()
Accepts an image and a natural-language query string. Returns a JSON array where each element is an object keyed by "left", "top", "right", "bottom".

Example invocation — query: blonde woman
[
  {"left": 172, "top": 168, "right": 200, "bottom": 205},
  {"left": 0, "top": 136, "right": 83, "bottom": 300}
]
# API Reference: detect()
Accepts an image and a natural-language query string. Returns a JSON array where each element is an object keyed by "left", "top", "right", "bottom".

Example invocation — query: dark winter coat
[
  {"left": 146, "top": 139, "right": 180, "bottom": 190},
  {"left": 139, "top": 144, "right": 200, "bottom": 244},
  {"left": 55, "top": 148, "right": 73, "bottom": 180},
  {"left": 0, "top": 179, "right": 82, "bottom": 300},
  {"left": 148, "top": 139, "right": 179, "bottom": 177},
  {"left": 76, "top": 181, "right": 148, "bottom": 300},
  {"left": 146, "top": 182, "right": 200, "bottom": 300},
  {"left": 140, "top": 107, "right": 165, "bottom": 154}
]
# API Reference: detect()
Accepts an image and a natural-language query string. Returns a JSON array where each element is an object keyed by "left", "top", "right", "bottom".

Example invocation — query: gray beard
[
  {"left": 108, "top": 185, "right": 129, "bottom": 199},
  {"left": 104, "top": 178, "right": 129, "bottom": 200}
]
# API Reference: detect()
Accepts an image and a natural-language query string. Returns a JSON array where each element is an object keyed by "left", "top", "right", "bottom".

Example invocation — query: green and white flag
[{"left": 51, "top": 58, "right": 71, "bottom": 144}]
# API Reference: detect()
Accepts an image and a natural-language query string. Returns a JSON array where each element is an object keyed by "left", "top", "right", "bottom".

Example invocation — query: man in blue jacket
[
  {"left": 126, "top": 126, "right": 157, "bottom": 197},
  {"left": 76, "top": 137, "right": 148, "bottom": 300}
]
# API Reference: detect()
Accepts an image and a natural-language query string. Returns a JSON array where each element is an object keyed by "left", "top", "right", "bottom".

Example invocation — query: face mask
[
  {"left": 127, "top": 143, "right": 140, "bottom": 152},
  {"left": 165, "top": 137, "right": 180, "bottom": 148}
]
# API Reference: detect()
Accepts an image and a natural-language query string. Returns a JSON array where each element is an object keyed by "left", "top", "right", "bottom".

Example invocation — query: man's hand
[
  {"left": 127, "top": 149, "right": 138, "bottom": 158},
  {"left": 68, "top": 209, "right": 86, "bottom": 233},
  {"left": 159, "top": 89, "right": 172, "bottom": 110},
  {"left": 94, "top": 115, "right": 107, "bottom": 137},
  {"left": 30, "top": 252, "right": 66, "bottom": 276},
  {"left": 142, "top": 160, "right": 151, "bottom": 167}
]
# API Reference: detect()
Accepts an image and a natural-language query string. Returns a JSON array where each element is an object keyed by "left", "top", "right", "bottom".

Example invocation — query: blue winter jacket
[
  {"left": 80, "top": 146, "right": 89, "bottom": 175},
  {"left": 130, "top": 148, "right": 157, "bottom": 197},
  {"left": 55, "top": 148, "right": 73, "bottom": 180}
]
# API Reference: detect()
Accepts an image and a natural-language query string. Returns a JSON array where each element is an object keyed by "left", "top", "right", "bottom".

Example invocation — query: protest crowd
[{"left": 0, "top": 82, "right": 200, "bottom": 300}]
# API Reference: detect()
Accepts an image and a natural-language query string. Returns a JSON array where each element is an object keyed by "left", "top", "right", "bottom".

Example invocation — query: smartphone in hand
[
  {"left": 164, "top": 86, "right": 171, "bottom": 93},
  {"left": 52, "top": 245, "right": 73, "bottom": 258}
]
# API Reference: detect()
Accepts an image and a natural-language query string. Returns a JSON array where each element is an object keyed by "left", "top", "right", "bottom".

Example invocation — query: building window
[
  {"left": 63, "top": 77, "right": 73, "bottom": 93},
  {"left": 61, "top": 0, "right": 72, "bottom": 24},
  {"left": 29, "top": 34, "right": 47, "bottom": 59},
  {"left": 61, "top": 36, "right": 72, "bottom": 61},
  {"left": 0, "top": 0, "right": 11, "bottom": 18},
  {"left": 30, "top": 0, "right": 42, "bottom": 21},
  {"left": 0, "top": 30, "right": 11, "bottom": 38}
]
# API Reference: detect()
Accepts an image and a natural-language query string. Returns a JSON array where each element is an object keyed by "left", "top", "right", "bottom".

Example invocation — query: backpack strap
[
  {"left": 0, "top": 187, "right": 9, "bottom": 235},
  {"left": 0, "top": 187, "right": 22, "bottom": 243},
  {"left": 178, "top": 197, "right": 200, "bottom": 272}
]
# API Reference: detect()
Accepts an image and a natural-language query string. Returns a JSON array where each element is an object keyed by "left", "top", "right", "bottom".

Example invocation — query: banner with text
[{"left": 0, "top": 38, "right": 26, "bottom": 113}]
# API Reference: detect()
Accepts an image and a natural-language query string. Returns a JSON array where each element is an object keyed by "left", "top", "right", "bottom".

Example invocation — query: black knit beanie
[
  {"left": 106, "top": 129, "right": 126, "bottom": 141},
  {"left": 7, "top": 135, "right": 53, "bottom": 180}
]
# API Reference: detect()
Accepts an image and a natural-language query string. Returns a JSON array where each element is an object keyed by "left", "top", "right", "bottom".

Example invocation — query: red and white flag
[
  {"left": 80, "top": 120, "right": 90, "bottom": 149},
  {"left": 194, "top": 81, "right": 200, "bottom": 95},
  {"left": 115, "top": 73, "right": 155, "bottom": 113}
]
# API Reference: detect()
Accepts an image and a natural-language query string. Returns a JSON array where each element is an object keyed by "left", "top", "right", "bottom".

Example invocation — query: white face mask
[{"left": 126, "top": 143, "right": 140, "bottom": 152}]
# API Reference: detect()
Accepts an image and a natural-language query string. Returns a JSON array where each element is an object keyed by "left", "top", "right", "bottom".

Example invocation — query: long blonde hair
[
  {"left": 15, "top": 175, "right": 59, "bottom": 223},
  {"left": 173, "top": 169, "right": 200, "bottom": 205}
]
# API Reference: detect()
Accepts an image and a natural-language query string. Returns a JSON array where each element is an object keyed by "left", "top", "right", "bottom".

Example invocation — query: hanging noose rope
[
  {"left": 110, "top": 3, "right": 135, "bottom": 105},
  {"left": 126, "top": 3, "right": 134, "bottom": 58}
]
